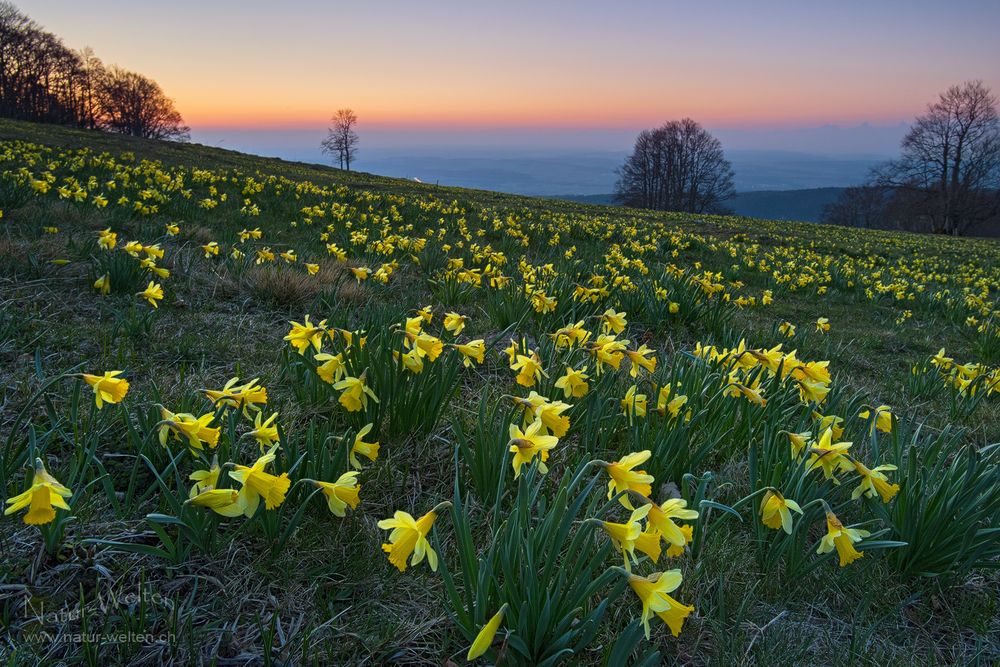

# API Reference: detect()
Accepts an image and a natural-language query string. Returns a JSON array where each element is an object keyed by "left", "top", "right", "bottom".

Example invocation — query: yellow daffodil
[
  {"left": 189, "top": 460, "right": 222, "bottom": 498},
  {"left": 94, "top": 273, "right": 110, "bottom": 295},
  {"left": 394, "top": 348, "right": 425, "bottom": 374},
  {"left": 655, "top": 385, "right": 688, "bottom": 418},
  {"left": 605, "top": 451, "right": 654, "bottom": 508},
  {"left": 813, "top": 412, "right": 845, "bottom": 439},
  {"left": 510, "top": 351, "right": 546, "bottom": 387},
  {"left": 248, "top": 411, "right": 280, "bottom": 450},
  {"left": 333, "top": 374, "right": 379, "bottom": 412},
  {"left": 443, "top": 312, "right": 468, "bottom": 336},
  {"left": 522, "top": 391, "right": 571, "bottom": 437},
  {"left": 97, "top": 228, "right": 117, "bottom": 250},
  {"left": 349, "top": 423, "right": 380, "bottom": 469},
  {"left": 508, "top": 418, "right": 558, "bottom": 477},
  {"left": 315, "top": 352, "right": 346, "bottom": 384},
  {"left": 228, "top": 444, "right": 291, "bottom": 516},
  {"left": 204, "top": 376, "right": 268, "bottom": 415},
  {"left": 187, "top": 488, "right": 244, "bottom": 516},
  {"left": 137, "top": 281, "right": 163, "bottom": 308},
  {"left": 589, "top": 334, "right": 628, "bottom": 375},
  {"left": 646, "top": 498, "right": 699, "bottom": 547},
  {"left": 850, "top": 460, "right": 900, "bottom": 503},
  {"left": 409, "top": 333, "right": 444, "bottom": 361},
  {"left": 787, "top": 430, "right": 812, "bottom": 459},
  {"left": 4, "top": 458, "right": 72, "bottom": 525},
  {"left": 600, "top": 504, "right": 652, "bottom": 570},
  {"left": 378, "top": 505, "right": 446, "bottom": 572},
  {"left": 452, "top": 339, "right": 485, "bottom": 367},
  {"left": 759, "top": 490, "right": 802, "bottom": 534},
  {"left": 81, "top": 370, "right": 129, "bottom": 408},
  {"left": 158, "top": 407, "right": 220, "bottom": 453},
  {"left": 554, "top": 366, "right": 589, "bottom": 398},
  {"left": 467, "top": 603, "right": 508, "bottom": 661},
  {"left": 635, "top": 527, "right": 664, "bottom": 563},
  {"left": 665, "top": 524, "right": 693, "bottom": 558},
  {"left": 284, "top": 315, "right": 327, "bottom": 355},
  {"left": 625, "top": 344, "right": 657, "bottom": 377},
  {"left": 817, "top": 511, "right": 870, "bottom": 567},
  {"left": 621, "top": 384, "right": 647, "bottom": 420},
  {"left": 859, "top": 405, "right": 893, "bottom": 433},
  {"left": 123, "top": 240, "right": 143, "bottom": 257},
  {"left": 599, "top": 308, "right": 627, "bottom": 334},
  {"left": 806, "top": 428, "right": 853, "bottom": 481},
  {"left": 627, "top": 570, "right": 694, "bottom": 638},
  {"left": 311, "top": 472, "right": 361, "bottom": 517},
  {"left": 931, "top": 348, "right": 953, "bottom": 370}
]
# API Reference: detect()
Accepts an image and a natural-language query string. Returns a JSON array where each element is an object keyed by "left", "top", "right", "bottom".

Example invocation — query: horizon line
[{"left": 190, "top": 119, "right": 912, "bottom": 133}]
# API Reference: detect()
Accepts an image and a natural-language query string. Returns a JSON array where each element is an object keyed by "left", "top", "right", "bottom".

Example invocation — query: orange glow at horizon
[
  {"left": 176, "top": 79, "right": 934, "bottom": 130},
  {"left": 14, "top": 0, "right": 1000, "bottom": 133}
]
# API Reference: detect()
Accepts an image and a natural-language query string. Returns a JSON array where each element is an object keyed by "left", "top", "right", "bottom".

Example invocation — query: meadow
[{"left": 0, "top": 118, "right": 998, "bottom": 666}]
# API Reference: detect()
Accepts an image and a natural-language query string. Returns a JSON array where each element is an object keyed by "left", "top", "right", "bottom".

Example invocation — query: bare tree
[
  {"left": 0, "top": 1, "right": 83, "bottom": 124},
  {"left": 821, "top": 185, "right": 891, "bottom": 228},
  {"left": 615, "top": 118, "right": 734, "bottom": 213},
  {"left": 74, "top": 47, "right": 104, "bottom": 129},
  {"left": 877, "top": 81, "right": 1000, "bottom": 235},
  {"left": 320, "top": 109, "right": 359, "bottom": 171},
  {"left": 0, "top": 2, "right": 189, "bottom": 139},
  {"left": 97, "top": 66, "right": 189, "bottom": 140}
]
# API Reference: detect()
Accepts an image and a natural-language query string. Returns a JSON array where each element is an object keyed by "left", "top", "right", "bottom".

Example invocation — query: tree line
[
  {"left": 0, "top": 2, "right": 189, "bottom": 140},
  {"left": 823, "top": 81, "right": 1000, "bottom": 236}
]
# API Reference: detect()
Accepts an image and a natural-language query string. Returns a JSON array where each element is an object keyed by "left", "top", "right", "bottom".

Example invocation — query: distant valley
[{"left": 556, "top": 188, "right": 847, "bottom": 223}]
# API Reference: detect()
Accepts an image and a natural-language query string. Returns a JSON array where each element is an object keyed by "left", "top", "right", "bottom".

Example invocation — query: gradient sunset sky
[{"left": 16, "top": 0, "right": 1000, "bottom": 133}]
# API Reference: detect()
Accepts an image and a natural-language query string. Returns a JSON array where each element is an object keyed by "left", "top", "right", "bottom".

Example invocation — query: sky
[{"left": 16, "top": 0, "right": 1000, "bottom": 192}]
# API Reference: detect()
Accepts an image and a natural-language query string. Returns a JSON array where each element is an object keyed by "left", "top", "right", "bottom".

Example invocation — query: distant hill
[
  {"left": 724, "top": 187, "right": 845, "bottom": 222},
  {"left": 554, "top": 188, "right": 846, "bottom": 223}
]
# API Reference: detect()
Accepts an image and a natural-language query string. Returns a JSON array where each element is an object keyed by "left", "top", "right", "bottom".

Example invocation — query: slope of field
[{"left": 1, "top": 119, "right": 998, "bottom": 666}]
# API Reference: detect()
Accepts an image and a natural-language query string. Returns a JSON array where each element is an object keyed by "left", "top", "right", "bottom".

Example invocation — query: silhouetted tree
[
  {"left": 615, "top": 118, "right": 734, "bottom": 213},
  {"left": 0, "top": 2, "right": 188, "bottom": 139},
  {"left": 98, "top": 66, "right": 189, "bottom": 140},
  {"left": 320, "top": 108, "right": 359, "bottom": 171},
  {"left": 821, "top": 185, "right": 891, "bottom": 229},
  {"left": 74, "top": 47, "right": 104, "bottom": 129},
  {"left": 0, "top": 1, "right": 82, "bottom": 124},
  {"left": 872, "top": 81, "right": 999, "bottom": 235}
]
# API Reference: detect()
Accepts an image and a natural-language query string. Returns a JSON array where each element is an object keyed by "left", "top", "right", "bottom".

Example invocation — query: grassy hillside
[{"left": 1, "top": 119, "right": 998, "bottom": 666}]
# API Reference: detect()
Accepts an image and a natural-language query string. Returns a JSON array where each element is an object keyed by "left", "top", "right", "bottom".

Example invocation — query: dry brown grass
[
  {"left": 243, "top": 263, "right": 328, "bottom": 307},
  {"left": 183, "top": 224, "right": 218, "bottom": 245},
  {"left": 0, "top": 238, "right": 23, "bottom": 277}
]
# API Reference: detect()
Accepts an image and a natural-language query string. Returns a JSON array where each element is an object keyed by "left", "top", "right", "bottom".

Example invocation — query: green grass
[{"left": 0, "top": 118, "right": 997, "bottom": 666}]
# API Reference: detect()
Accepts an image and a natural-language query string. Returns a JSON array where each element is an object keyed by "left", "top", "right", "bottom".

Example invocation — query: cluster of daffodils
[
  {"left": 5, "top": 138, "right": 999, "bottom": 662},
  {"left": 7, "top": 141, "right": 997, "bottom": 336},
  {"left": 283, "top": 308, "right": 487, "bottom": 414},
  {"left": 926, "top": 348, "right": 1000, "bottom": 397},
  {"left": 5, "top": 371, "right": 375, "bottom": 529},
  {"left": 92, "top": 227, "right": 167, "bottom": 308}
]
